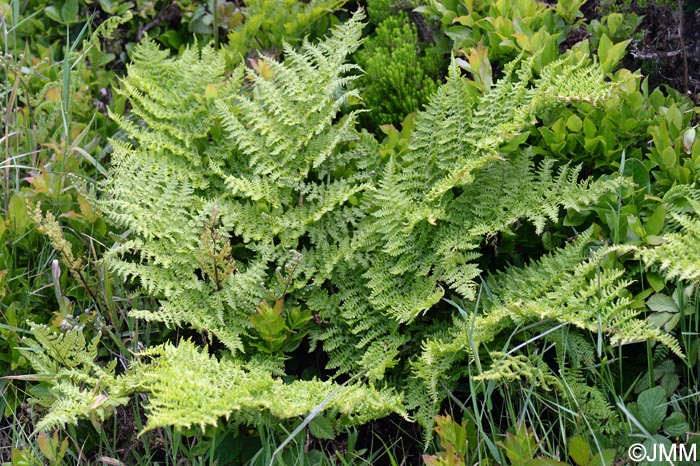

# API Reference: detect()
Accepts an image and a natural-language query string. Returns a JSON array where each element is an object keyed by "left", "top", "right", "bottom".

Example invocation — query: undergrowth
[{"left": 1, "top": 0, "right": 700, "bottom": 465}]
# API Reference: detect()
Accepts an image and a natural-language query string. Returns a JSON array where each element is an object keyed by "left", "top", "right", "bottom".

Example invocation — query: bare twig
[{"left": 630, "top": 46, "right": 688, "bottom": 60}]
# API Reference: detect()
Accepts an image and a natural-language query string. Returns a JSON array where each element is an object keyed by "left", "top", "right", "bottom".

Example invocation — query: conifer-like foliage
[
  {"left": 26, "top": 10, "right": 682, "bottom": 436},
  {"left": 354, "top": 11, "right": 442, "bottom": 128}
]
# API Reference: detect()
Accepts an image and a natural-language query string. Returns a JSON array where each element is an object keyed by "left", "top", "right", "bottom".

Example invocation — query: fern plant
[
  {"left": 636, "top": 186, "right": 700, "bottom": 282},
  {"left": 17, "top": 324, "right": 128, "bottom": 432},
  {"left": 408, "top": 228, "right": 679, "bottom": 435},
  {"left": 313, "top": 53, "right": 631, "bottom": 384},
  {"left": 103, "top": 11, "right": 372, "bottom": 370},
  {"left": 22, "top": 9, "right": 686, "bottom": 440}
]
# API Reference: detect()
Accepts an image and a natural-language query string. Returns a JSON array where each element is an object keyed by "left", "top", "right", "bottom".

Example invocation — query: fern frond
[
  {"left": 410, "top": 230, "right": 681, "bottom": 433},
  {"left": 20, "top": 325, "right": 129, "bottom": 432},
  {"left": 130, "top": 340, "right": 406, "bottom": 432},
  {"left": 473, "top": 352, "right": 560, "bottom": 391},
  {"left": 102, "top": 11, "right": 372, "bottom": 359},
  {"left": 637, "top": 196, "right": 700, "bottom": 282},
  {"left": 33, "top": 381, "right": 127, "bottom": 432}
]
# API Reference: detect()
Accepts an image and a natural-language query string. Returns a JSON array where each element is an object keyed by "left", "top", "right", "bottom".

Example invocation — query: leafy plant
[
  {"left": 423, "top": 414, "right": 476, "bottom": 466},
  {"left": 497, "top": 424, "right": 569, "bottom": 466},
  {"left": 78, "top": 7, "right": 666, "bottom": 440},
  {"left": 6, "top": 3, "right": 700, "bottom": 463},
  {"left": 416, "top": 0, "right": 582, "bottom": 72},
  {"left": 623, "top": 384, "right": 692, "bottom": 463},
  {"left": 224, "top": 0, "right": 347, "bottom": 62},
  {"left": 567, "top": 435, "right": 615, "bottom": 466},
  {"left": 354, "top": 11, "right": 442, "bottom": 128},
  {"left": 587, "top": 12, "right": 643, "bottom": 50},
  {"left": 8, "top": 430, "right": 70, "bottom": 466}
]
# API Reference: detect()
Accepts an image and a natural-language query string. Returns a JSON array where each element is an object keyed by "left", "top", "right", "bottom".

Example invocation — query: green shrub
[
  {"left": 224, "top": 0, "right": 347, "bottom": 62},
  {"left": 417, "top": 0, "right": 582, "bottom": 72},
  {"left": 366, "top": 0, "right": 400, "bottom": 25},
  {"left": 354, "top": 12, "right": 442, "bottom": 128}
]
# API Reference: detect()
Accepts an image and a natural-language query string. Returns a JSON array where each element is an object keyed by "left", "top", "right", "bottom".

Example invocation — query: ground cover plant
[{"left": 2, "top": 0, "right": 700, "bottom": 465}]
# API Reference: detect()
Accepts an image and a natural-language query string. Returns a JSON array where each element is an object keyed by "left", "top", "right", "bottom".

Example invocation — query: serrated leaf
[
  {"left": 647, "top": 312, "right": 676, "bottom": 330},
  {"left": 588, "top": 449, "right": 615, "bottom": 466},
  {"left": 308, "top": 415, "right": 335, "bottom": 440},
  {"left": 569, "top": 436, "right": 591, "bottom": 466},
  {"left": 597, "top": 34, "right": 612, "bottom": 63},
  {"left": 647, "top": 294, "right": 678, "bottom": 313},
  {"left": 666, "top": 105, "right": 683, "bottom": 131},
  {"left": 663, "top": 411, "right": 688, "bottom": 437},
  {"left": 663, "top": 313, "right": 680, "bottom": 332},
  {"left": 499, "top": 425, "right": 538, "bottom": 465},
  {"left": 637, "top": 386, "right": 667, "bottom": 433},
  {"left": 660, "top": 146, "right": 676, "bottom": 168}
]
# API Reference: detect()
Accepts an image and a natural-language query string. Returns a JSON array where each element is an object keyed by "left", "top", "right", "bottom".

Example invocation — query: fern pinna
[{"left": 23, "top": 10, "right": 685, "bottom": 437}]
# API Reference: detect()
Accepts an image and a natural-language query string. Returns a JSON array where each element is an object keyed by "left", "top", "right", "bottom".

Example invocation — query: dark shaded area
[{"left": 601, "top": 1, "right": 700, "bottom": 98}]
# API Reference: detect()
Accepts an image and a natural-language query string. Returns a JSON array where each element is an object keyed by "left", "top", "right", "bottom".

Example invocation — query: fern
[
  {"left": 346, "top": 54, "right": 625, "bottom": 326},
  {"left": 21, "top": 327, "right": 406, "bottom": 432},
  {"left": 128, "top": 340, "right": 407, "bottom": 432},
  {"left": 103, "top": 12, "right": 370, "bottom": 361},
  {"left": 410, "top": 230, "right": 681, "bottom": 433},
  {"left": 19, "top": 325, "right": 128, "bottom": 432},
  {"left": 27, "top": 10, "right": 678, "bottom": 441},
  {"left": 473, "top": 352, "right": 560, "bottom": 391},
  {"left": 559, "top": 369, "right": 623, "bottom": 435},
  {"left": 637, "top": 189, "right": 700, "bottom": 282}
]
